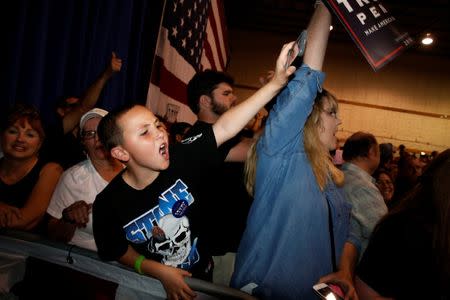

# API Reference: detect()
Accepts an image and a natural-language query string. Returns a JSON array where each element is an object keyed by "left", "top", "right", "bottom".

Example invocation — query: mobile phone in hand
[
  {"left": 312, "top": 283, "right": 344, "bottom": 300},
  {"left": 285, "top": 30, "right": 307, "bottom": 69}
]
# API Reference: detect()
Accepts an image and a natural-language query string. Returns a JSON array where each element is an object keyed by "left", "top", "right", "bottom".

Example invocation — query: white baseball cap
[{"left": 79, "top": 108, "right": 109, "bottom": 130}]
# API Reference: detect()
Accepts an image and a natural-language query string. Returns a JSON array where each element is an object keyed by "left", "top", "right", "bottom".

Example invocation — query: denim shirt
[{"left": 232, "top": 65, "right": 357, "bottom": 300}]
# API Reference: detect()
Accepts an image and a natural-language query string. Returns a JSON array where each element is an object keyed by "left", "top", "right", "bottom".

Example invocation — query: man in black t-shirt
[
  {"left": 186, "top": 70, "right": 257, "bottom": 285},
  {"left": 92, "top": 44, "right": 295, "bottom": 299}
]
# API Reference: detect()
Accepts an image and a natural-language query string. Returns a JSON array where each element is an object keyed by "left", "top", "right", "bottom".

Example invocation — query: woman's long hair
[
  {"left": 244, "top": 140, "right": 258, "bottom": 196},
  {"left": 304, "top": 90, "right": 344, "bottom": 190},
  {"left": 243, "top": 90, "right": 344, "bottom": 196}
]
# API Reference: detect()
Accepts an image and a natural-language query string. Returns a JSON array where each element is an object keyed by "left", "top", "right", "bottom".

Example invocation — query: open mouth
[{"left": 159, "top": 143, "right": 169, "bottom": 160}]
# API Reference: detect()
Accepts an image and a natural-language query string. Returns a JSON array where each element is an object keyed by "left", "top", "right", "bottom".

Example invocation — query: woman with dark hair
[
  {"left": 373, "top": 169, "right": 395, "bottom": 206},
  {"left": 0, "top": 103, "right": 62, "bottom": 234},
  {"left": 355, "top": 149, "right": 450, "bottom": 299}
]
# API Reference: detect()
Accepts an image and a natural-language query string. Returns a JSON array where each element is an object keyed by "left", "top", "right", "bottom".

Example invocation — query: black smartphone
[{"left": 285, "top": 29, "right": 307, "bottom": 69}]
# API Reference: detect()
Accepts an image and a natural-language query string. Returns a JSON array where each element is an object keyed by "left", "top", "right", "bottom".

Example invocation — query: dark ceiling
[{"left": 224, "top": 0, "right": 450, "bottom": 58}]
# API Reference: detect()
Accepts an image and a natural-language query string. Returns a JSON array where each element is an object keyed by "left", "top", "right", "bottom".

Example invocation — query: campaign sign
[{"left": 324, "top": 0, "right": 413, "bottom": 71}]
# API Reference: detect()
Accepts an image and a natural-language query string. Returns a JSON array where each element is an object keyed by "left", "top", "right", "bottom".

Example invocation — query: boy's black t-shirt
[{"left": 93, "top": 124, "right": 219, "bottom": 279}]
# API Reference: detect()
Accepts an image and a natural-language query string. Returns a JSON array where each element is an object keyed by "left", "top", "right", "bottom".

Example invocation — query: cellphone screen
[{"left": 315, "top": 285, "right": 344, "bottom": 300}]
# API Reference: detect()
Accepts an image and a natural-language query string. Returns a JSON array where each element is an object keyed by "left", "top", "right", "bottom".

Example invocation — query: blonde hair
[
  {"left": 304, "top": 90, "right": 344, "bottom": 190},
  {"left": 243, "top": 90, "right": 344, "bottom": 195},
  {"left": 244, "top": 140, "right": 258, "bottom": 196}
]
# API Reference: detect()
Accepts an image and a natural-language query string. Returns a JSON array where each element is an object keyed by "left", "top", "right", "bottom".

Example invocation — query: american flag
[{"left": 147, "top": 0, "right": 229, "bottom": 124}]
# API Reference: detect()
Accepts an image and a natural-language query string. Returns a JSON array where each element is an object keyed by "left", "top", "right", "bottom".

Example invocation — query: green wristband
[{"left": 134, "top": 255, "right": 145, "bottom": 274}]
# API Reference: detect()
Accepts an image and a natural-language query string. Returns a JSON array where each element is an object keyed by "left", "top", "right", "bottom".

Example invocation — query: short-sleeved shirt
[
  {"left": 93, "top": 125, "right": 220, "bottom": 279},
  {"left": 186, "top": 121, "right": 252, "bottom": 255},
  {"left": 47, "top": 158, "right": 110, "bottom": 251}
]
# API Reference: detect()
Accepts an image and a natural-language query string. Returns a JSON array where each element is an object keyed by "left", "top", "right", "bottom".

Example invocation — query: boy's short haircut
[
  {"left": 98, "top": 104, "right": 137, "bottom": 152},
  {"left": 343, "top": 131, "right": 378, "bottom": 161},
  {"left": 187, "top": 70, "right": 234, "bottom": 114}
]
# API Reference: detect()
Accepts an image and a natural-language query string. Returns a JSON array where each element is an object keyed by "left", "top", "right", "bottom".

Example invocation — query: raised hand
[
  {"left": 108, "top": 51, "right": 123, "bottom": 74},
  {"left": 270, "top": 41, "right": 299, "bottom": 89}
]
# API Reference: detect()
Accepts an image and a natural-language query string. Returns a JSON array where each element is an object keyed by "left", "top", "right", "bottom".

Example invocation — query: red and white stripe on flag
[{"left": 147, "top": 0, "right": 229, "bottom": 124}]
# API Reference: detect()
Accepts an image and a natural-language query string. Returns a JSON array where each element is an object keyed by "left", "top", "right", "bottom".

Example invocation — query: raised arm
[
  {"left": 260, "top": 2, "right": 333, "bottom": 153},
  {"left": 62, "top": 52, "right": 122, "bottom": 134},
  {"left": 212, "top": 42, "right": 297, "bottom": 147},
  {"left": 303, "top": 2, "right": 332, "bottom": 71}
]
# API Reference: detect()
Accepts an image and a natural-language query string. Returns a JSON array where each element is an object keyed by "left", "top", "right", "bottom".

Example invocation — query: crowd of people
[{"left": 1, "top": 2, "right": 449, "bottom": 300}]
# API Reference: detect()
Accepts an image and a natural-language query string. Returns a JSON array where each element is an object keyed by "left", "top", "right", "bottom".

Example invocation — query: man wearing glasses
[{"left": 46, "top": 108, "right": 123, "bottom": 251}]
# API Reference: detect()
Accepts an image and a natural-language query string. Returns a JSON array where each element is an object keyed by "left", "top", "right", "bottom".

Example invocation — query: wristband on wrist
[{"left": 134, "top": 255, "right": 145, "bottom": 274}]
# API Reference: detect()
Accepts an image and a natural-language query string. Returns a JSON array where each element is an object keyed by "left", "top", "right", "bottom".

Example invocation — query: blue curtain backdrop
[{"left": 1, "top": 0, "right": 164, "bottom": 125}]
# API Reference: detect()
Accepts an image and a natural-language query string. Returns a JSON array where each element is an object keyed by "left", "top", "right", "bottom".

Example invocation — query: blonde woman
[{"left": 232, "top": 3, "right": 359, "bottom": 299}]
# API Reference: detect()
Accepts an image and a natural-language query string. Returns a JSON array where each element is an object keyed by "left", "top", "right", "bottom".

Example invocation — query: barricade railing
[{"left": 0, "top": 229, "right": 256, "bottom": 299}]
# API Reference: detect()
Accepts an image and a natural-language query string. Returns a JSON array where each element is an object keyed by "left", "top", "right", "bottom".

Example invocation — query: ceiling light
[{"left": 421, "top": 33, "right": 433, "bottom": 45}]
